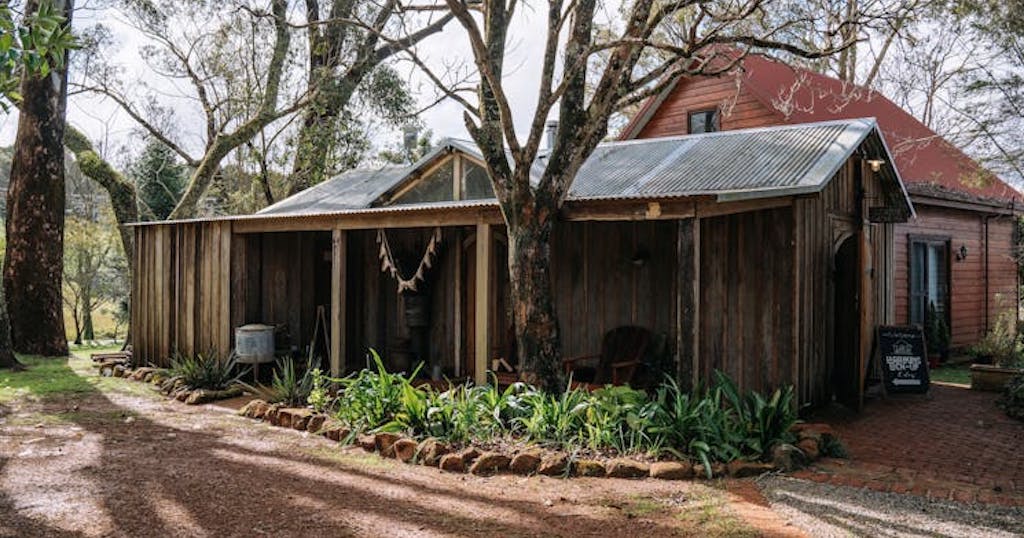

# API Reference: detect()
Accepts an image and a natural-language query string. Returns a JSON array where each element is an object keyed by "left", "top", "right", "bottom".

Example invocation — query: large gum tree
[{"left": 419, "top": 0, "right": 866, "bottom": 392}]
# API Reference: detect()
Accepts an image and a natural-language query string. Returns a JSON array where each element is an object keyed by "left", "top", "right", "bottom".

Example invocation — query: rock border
[
  {"left": 237, "top": 399, "right": 838, "bottom": 481},
  {"left": 97, "top": 363, "right": 242, "bottom": 405}
]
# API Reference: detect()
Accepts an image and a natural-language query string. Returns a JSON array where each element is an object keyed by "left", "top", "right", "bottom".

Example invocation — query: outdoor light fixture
[
  {"left": 866, "top": 158, "right": 886, "bottom": 172},
  {"left": 956, "top": 244, "right": 968, "bottom": 261}
]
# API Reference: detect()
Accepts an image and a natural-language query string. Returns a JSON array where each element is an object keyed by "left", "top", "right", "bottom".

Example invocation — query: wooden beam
[
  {"left": 331, "top": 229, "right": 347, "bottom": 377},
  {"left": 695, "top": 197, "right": 791, "bottom": 219},
  {"left": 453, "top": 228, "right": 463, "bottom": 377},
  {"left": 474, "top": 222, "right": 491, "bottom": 385},
  {"left": 858, "top": 167, "right": 874, "bottom": 411},
  {"left": 676, "top": 218, "right": 699, "bottom": 389}
]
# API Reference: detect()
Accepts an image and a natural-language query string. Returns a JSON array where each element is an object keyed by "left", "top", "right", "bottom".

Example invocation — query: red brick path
[{"left": 796, "top": 385, "right": 1024, "bottom": 507}]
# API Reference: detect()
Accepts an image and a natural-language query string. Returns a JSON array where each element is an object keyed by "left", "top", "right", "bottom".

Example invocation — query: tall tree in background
[
  {"left": 4, "top": 0, "right": 75, "bottom": 357},
  {"left": 421, "top": 0, "right": 857, "bottom": 391},
  {"left": 286, "top": 0, "right": 452, "bottom": 196},
  {"left": 128, "top": 138, "right": 187, "bottom": 220}
]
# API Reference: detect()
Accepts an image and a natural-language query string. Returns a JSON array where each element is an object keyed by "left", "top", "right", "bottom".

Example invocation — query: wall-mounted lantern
[
  {"left": 956, "top": 244, "right": 968, "bottom": 261},
  {"left": 866, "top": 159, "right": 886, "bottom": 173}
]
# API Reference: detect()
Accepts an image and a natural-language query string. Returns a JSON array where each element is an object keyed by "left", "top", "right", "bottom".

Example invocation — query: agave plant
[{"left": 169, "top": 350, "right": 249, "bottom": 391}]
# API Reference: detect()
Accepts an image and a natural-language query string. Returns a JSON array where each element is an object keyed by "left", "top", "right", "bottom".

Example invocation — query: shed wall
[{"left": 131, "top": 222, "right": 232, "bottom": 366}]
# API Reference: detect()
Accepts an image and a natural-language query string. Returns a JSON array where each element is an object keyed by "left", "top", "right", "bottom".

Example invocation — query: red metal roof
[{"left": 625, "top": 55, "right": 1021, "bottom": 202}]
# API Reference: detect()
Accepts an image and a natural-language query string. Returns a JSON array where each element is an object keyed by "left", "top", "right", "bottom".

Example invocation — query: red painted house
[{"left": 621, "top": 54, "right": 1021, "bottom": 349}]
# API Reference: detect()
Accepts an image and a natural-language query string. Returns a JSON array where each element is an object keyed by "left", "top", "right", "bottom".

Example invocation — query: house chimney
[
  {"left": 545, "top": 120, "right": 558, "bottom": 150},
  {"left": 402, "top": 126, "right": 419, "bottom": 158}
]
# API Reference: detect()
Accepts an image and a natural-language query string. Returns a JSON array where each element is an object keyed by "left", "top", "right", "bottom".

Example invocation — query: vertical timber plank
[
  {"left": 474, "top": 222, "right": 491, "bottom": 385},
  {"left": 676, "top": 218, "right": 697, "bottom": 388},
  {"left": 331, "top": 228, "right": 347, "bottom": 376}
]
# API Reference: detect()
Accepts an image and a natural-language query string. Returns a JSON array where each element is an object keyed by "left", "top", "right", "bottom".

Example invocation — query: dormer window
[
  {"left": 688, "top": 109, "right": 719, "bottom": 134},
  {"left": 389, "top": 155, "right": 495, "bottom": 205}
]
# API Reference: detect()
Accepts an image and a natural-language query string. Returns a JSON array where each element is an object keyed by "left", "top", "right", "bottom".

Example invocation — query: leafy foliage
[
  {"left": 0, "top": 2, "right": 77, "bottom": 108},
  {"left": 968, "top": 310, "right": 1022, "bottom": 367},
  {"left": 239, "top": 356, "right": 320, "bottom": 407},
  {"left": 127, "top": 138, "right": 187, "bottom": 220},
  {"left": 997, "top": 372, "right": 1024, "bottom": 421},
  {"left": 319, "top": 351, "right": 799, "bottom": 470},
  {"left": 169, "top": 350, "right": 248, "bottom": 391}
]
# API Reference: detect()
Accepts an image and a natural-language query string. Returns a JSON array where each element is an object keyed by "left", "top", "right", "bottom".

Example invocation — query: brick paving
[{"left": 798, "top": 385, "right": 1024, "bottom": 507}]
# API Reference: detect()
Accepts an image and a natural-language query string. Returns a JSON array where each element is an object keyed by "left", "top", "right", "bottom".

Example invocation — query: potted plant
[
  {"left": 924, "top": 302, "right": 950, "bottom": 368},
  {"left": 969, "top": 311, "right": 1024, "bottom": 391}
]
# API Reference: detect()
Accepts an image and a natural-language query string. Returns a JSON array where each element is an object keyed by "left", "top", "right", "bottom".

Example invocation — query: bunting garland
[{"left": 377, "top": 227, "right": 443, "bottom": 294}]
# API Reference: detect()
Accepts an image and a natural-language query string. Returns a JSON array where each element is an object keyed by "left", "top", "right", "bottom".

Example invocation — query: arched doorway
[{"left": 832, "top": 235, "right": 860, "bottom": 406}]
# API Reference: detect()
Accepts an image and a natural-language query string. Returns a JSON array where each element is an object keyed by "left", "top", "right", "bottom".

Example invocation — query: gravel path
[{"left": 759, "top": 475, "right": 1024, "bottom": 537}]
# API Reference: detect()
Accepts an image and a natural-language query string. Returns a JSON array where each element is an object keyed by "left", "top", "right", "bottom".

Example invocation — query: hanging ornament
[{"left": 377, "top": 227, "right": 443, "bottom": 294}]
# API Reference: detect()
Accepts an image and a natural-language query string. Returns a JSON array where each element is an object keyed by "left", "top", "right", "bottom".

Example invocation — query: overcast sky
[{"left": 0, "top": 2, "right": 582, "bottom": 163}]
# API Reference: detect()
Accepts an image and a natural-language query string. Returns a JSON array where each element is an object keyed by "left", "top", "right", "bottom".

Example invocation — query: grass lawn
[{"left": 930, "top": 362, "right": 971, "bottom": 385}]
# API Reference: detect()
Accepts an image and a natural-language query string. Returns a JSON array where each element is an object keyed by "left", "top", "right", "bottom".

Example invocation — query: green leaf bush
[
  {"left": 997, "top": 372, "right": 1024, "bottom": 421},
  {"left": 314, "top": 350, "right": 799, "bottom": 467}
]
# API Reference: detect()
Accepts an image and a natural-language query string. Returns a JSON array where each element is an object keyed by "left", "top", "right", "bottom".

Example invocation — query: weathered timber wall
[{"left": 132, "top": 222, "right": 232, "bottom": 366}]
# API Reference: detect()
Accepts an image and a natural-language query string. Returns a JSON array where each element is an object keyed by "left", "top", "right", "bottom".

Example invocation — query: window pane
[
  {"left": 689, "top": 110, "right": 719, "bottom": 134},
  {"left": 463, "top": 161, "right": 495, "bottom": 199},
  {"left": 910, "top": 242, "right": 927, "bottom": 325},
  {"left": 393, "top": 159, "right": 454, "bottom": 204}
]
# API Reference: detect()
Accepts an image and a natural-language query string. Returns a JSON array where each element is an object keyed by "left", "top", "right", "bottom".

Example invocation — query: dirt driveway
[{"left": 0, "top": 356, "right": 797, "bottom": 538}]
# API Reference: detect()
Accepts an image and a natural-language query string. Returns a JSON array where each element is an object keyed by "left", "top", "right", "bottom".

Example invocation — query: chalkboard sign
[{"left": 876, "top": 325, "right": 930, "bottom": 394}]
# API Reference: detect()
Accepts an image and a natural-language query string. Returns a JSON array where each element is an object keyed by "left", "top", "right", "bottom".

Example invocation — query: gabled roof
[
  {"left": 255, "top": 118, "right": 911, "bottom": 219},
  {"left": 621, "top": 54, "right": 1021, "bottom": 202}
]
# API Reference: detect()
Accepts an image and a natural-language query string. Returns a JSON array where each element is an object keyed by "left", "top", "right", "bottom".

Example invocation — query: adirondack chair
[{"left": 563, "top": 326, "right": 652, "bottom": 387}]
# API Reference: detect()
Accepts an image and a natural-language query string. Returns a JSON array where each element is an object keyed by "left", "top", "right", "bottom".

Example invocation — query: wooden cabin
[
  {"left": 129, "top": 118, "right": 913, "bottom": 407},
  {"left": 621, "top": 54, "right": 1022, "bottom": 349}
]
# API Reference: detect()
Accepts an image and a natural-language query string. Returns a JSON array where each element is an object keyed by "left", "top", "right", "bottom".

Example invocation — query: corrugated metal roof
[
  {"left": 567, "top": 120, "right": 856, "bottom": 200},
  {"left": 257, "top": 165, "right": 413, "bottom": 216},
  {"left": 134, "top": 117, "right": 911, "bottom": 226}
]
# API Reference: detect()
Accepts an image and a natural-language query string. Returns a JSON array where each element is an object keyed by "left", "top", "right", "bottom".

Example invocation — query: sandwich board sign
[{"left": 876, "top": 325, "right": 930, "bottom": 394}]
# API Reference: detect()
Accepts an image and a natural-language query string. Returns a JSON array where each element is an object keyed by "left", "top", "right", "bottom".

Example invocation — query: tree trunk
[
  {"left": 508, "top": 215, "right": 564, "bottom": 393},
  {"left": 4, "top": 0, "right": 73, "bottom": 357},
  {"left": 0, "top": 284, "right": 21, "bottom": 370},
  {"left": 82, "top": 295, "right": 94, "bottom": 341},
  {"left": 72, "top": 307, "right": 82, "bottom": 346}
]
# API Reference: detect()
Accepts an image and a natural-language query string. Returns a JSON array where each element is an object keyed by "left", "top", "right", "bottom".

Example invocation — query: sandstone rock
[
  {"left": 573, "top": 459, "right": 607, "bottom": 477},
  {"left": 694, "top": 462, "right": 726, "bottom": 479},
  {"left": 143, "top": 372, "right": 155, "bottom": 383},
  {"left": 417, "top": 438, "right": 449, "bottom": 466},
  {"left": 727, "top": 460, "right": 775, "bottom": 478},
  {"left": 509, "top": 450, "right": 542, "bottom": 475},
  {"left": 306, "top": 414, "right": 326, "bottom": 433},
  {"left": 796, "top": 438, "right": 820, "bottom": 461},
  {"left": 321, "top": 420, "right": 348, "bottom": 442},
  {"left": 439, "top": 453, "right": 466, "bottom": 473},
  {"left": 537, "top": 453, "right": 570, "bottom": 476},
  {"left": 771, "top": 443, "right": 807, "bottom": 472},
  {"left": 650, "top": 461, "right": 693, "bottom": 480},
  {"left": 288, "top": 409, "right": 313, "bottom": 431},
  {"left": 393, "top": 438, "right": 418, "bottom": 462},
  {"left": 174, "top": 389, "right": 190, "bottom": 402},
  {"left": 606, "top": 459, "right": 649, "bottom": 479},
  {"left": 375, "top": 432, "right": 401, "bottom": 456},
  {"left": 238, "top": 399, "right": 270, "bottom": 419},
  {"left": 113, "top": 365, "right": 126, "bottom": 378},
  {"left": 458, "top": 447, "right": 481, "bottom": 464},
  {"left": 469, "top": 452, "right": 511, "bottom": 475},
  {"left": 357, "top": 434, "right": 377, "bottom": 452},
  {"left": 263, "top": 406, "right": 280, "bottom": 425},
  {"left": 274, "top": 409, "right": 293, "bottom": 428},
  {"left": 185, "top": 390, "right": 213, "bottom": 405},
  {"left": 129, "top": 367, "right": 155, "bottom": 381}
]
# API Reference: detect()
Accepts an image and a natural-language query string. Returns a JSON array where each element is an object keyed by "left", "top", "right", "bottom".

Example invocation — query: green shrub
[
  {"left": 316, "top": 351, "right": 799, "bottom": 469},
  {"left": 997, "top": 373, "right": 1024, "bottom": 421},
  {"left": 169, "top": 350, "right": 248, "bottom": 390},
  {"left": 969, "top": 311, "right": 1022, "bottom": 367}
]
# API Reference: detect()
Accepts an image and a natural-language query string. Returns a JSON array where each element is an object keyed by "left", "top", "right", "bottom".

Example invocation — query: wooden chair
[{"left": 563, "top": 326, "right": 652, "bottom": 387}]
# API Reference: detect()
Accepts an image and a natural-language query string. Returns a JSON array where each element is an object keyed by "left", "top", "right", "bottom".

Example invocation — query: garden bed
[{"left": 237, "top": 399, "right": 836, "bottom": 480}]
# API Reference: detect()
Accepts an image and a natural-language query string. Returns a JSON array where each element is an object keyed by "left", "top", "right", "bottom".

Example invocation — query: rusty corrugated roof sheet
[{"left": 131, "top": 118, "right": 912, "bottom": 226}]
